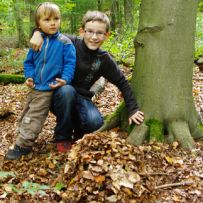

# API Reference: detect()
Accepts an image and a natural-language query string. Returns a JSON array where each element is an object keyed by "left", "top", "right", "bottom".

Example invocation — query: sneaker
[
  {"left": 56, "top": 140, "right": 73, "bottom": 153},
  {"left": 5, "top": 145, "right": 31, "bottom": 160}
]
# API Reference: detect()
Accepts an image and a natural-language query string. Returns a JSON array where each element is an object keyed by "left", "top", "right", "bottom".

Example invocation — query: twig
[
  {"left": 155, "top": 180, "right": 193, "bottom": 189},
  {"left": 139, "top": 172, "right": 170, "bottom": 176},
  {"left": 47, "top": 169, "right": 57, "bottom": 175}
]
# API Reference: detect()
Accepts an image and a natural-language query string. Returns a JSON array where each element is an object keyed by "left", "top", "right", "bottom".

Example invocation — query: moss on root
[
  {"left": 197, "top": 122, "right": 203, "bottom": 132},
  {"left": 146, "top": 119, "right": 164, "bottom": 142},
  {"left": 0, "top": 74, "right": 25, "bottom": 84}
]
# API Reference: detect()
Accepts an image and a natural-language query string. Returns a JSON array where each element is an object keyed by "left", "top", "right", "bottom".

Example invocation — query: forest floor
[{"left": 0, "top": 62, "right": 203, "bottom": 202}]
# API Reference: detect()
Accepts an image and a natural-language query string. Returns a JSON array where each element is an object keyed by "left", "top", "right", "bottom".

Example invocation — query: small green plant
[
  {"left": 22, "top": 181, "right": 50, "bottom": 196},
  {"left": 54, "top": 182, "right": 65, "bottom": 192},
  {"left": 1, "top": 181, "right": 51, "bottom": 196},
  {"left": 0, "top": 171, "right": 15, "bottom": 178}
]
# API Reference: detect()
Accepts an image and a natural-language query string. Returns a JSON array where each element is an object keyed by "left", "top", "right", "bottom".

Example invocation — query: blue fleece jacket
[{"left": 24, "top": 31, "right": 76, "bottom": 91}]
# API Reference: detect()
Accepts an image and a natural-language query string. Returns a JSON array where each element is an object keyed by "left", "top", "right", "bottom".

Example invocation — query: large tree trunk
[
  {"left": 127, "top": 0, "right": 203, "bottom": 149},
  {"left": 99, "top": 0, "right": 203, "bottom": 149}
]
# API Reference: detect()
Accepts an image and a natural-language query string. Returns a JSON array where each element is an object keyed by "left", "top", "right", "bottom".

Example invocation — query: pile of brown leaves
[{"left": 59, "top": 132, "right": 203, "bottom": 203}]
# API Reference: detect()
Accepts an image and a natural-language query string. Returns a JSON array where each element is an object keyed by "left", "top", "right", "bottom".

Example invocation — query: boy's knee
[
  {"left": 83, "top": 113, "right": 103, "bottom": 133},
  {"left": 54, "top": 85, "right": 76, "bottom": 99}
]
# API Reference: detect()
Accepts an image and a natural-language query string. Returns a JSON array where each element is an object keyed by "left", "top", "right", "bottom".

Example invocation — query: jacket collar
[{"left": 41, "top": 31, "right": 60, "bottom": 39}]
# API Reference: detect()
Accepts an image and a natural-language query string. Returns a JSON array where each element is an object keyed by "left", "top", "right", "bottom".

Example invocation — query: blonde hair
[
  {"left": 35, "top": 2, "right": 61, "bottom": 27},
  {"left": 82, "top": 11, "right": 110, "bottom": 32}
]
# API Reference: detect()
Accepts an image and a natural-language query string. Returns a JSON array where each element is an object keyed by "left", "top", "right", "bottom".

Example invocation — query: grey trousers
[{"left": 16, "top": 90, "right": 52, "bottom": 148}]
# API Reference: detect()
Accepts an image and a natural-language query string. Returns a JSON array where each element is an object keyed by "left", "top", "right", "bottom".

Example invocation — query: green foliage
[
  {"left": 102, "top": 29, "right": 136, "bottom": 67},
  {"left": 195, "top": 12, "right": 203, "bottom": 58},
  {"left": 198, "top": 0, "right": 203, "bottom": 12}
]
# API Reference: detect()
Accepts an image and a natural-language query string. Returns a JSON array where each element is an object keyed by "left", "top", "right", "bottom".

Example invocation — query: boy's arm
[
  {"left": 49, "top": 44, "right": 76, "bottom": 90},
  {"left": 24, "top": 49, "right": 35, "bottom": 88},
  {"left": 102, "top": 55, "right": 144, "bottom": 125},
  {"left": 30, "top": 30, "right": 44, "bottom": 51},
  {"left": 24, "top": 49, "right": 35, "bottom": 80},
  {"left": 61, "top": 43, "right": 76, "bottom": 84}
]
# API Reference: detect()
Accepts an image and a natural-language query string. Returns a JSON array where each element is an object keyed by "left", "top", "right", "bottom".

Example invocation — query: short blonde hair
[
  {"left": 35, "top": 2, "right": 61, "bottom": 27},
  {"left": 82, "top": 11, "right": 110, "bottom": 32}
]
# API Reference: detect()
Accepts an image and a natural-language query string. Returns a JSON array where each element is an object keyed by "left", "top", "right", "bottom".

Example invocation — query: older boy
[{"left": 30, "top": 11, "right": 144, "bottom": 152}]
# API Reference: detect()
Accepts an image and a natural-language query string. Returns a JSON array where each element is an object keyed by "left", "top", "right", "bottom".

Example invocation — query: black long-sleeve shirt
[{"left": 67, "top": 35, "right": 139, "bottom": 117}]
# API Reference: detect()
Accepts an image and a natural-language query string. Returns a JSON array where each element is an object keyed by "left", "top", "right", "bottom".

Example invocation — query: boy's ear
[
  {"left": 79, "top": 28, "right": 85, "bottom": 37},
  {"left": 105, "top": 32, "right": 110, "bottom": 39}
]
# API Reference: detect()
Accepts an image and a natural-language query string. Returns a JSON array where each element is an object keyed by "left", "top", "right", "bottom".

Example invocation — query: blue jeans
[{"left": 51, "top": 85, "right": 103, "bottom": 141}]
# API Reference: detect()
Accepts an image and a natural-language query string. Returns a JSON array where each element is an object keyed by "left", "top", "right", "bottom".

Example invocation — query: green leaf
[
  {"left": 54, "top": 182, "right": 65, "bottom": 191},
  {"left": 0, "top": 171, "right": 15, "bottom": 178},
  {"left": 22, "top": 181, "right": 50, "bottom": 196}
]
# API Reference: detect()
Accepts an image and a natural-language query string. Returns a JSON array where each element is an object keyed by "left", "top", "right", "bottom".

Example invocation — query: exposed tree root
[
  {"left": 165, "top": 128, "right": 175, "bottom": 144},
  {"left": 169, "top": 121, "right": 195, "bottom": 149},
  {"left": 97, "top": 102, "right": 125, "bottom": 132},
  {"left": 97, "top": 114, "right": 120, "bottom": 132},
  {"left": 126, "top": 123, "right": 148, "bottom": 145},
  {"left": 191, "top": 123, "right": 203, "bottom": 139}
]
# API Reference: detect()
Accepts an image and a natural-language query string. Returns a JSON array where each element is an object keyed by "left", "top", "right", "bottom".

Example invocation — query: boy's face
[
  {"left": 80, "top": 21, "right": 109, "bottom": 50},
  {"left": 38, "top": 14, "right": 60, "bottom": 35}
]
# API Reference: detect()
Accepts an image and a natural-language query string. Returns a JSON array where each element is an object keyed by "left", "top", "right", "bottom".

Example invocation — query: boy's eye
[
  {"left": 84, "top": 30, "right": 106, "bottom": 37},
  {"left": 86, "top": 30, "right": 93, "bottom": 35},
  {"left": 54, "top": 17, "right": 60, "bottom": 20},
  {"left": 97, "top": 32, "right": 105, "bottom": 35}
]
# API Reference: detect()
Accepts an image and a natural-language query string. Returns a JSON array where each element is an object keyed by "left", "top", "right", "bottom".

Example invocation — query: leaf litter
[{"left": 0, "top": 65, "right": 203, "bottom": 202}]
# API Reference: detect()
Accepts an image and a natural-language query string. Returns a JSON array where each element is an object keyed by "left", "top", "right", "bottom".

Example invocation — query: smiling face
[{"left": 80, "top": 21, "right": 109, "bottom": 50}]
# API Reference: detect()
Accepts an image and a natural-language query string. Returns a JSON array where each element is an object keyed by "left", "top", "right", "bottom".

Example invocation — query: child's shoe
[
  {"left": 5, "top": 145, "right": 31, "bottom": 160},
  {"left": 56, "top": 140, "right": 73, "bottom": 153}
]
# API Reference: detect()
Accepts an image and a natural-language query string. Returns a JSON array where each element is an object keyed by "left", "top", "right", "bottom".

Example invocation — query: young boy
[
  {"left": 5, "top": 2, "right": 76, "bottom": 160},
  {"left": 29, "top": 10, "right": 144, "bottom": 152}
]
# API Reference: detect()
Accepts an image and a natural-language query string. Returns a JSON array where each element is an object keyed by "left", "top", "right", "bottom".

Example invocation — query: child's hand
[
  {"left": 49, "top": 78, "right": 67, "bottom": 89},
  {"left": 30, "top": 31, "right": 43, "bottom": 51},
  {"left": 129, "top": 111, "right": 144, "bottom": 125},
  {"left": 25, "top": 78, "right": 35, "bottom": 88}
]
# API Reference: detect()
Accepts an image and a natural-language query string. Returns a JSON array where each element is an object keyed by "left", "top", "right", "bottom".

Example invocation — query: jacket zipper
[{"left": 40, "top": 37, "right": 49, "bottom": 82}]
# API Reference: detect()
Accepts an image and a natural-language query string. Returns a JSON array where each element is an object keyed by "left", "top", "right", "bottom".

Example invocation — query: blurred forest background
[{"left": 0, "top": 0, "right": 203, "bottom": 72}]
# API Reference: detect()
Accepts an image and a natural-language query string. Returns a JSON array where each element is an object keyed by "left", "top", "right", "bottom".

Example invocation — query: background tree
[
  {"left": 13, "top": 0, "right": 27, "bottom": 47},
  {"left": 110, "top": 0, "right": 122, "bottom": 31},
  {"left": 27, "top": 0, "right": 35, "bottom": 35},
  {"left": 124, "top": 0, "right": 134, "bottom": 28}
]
